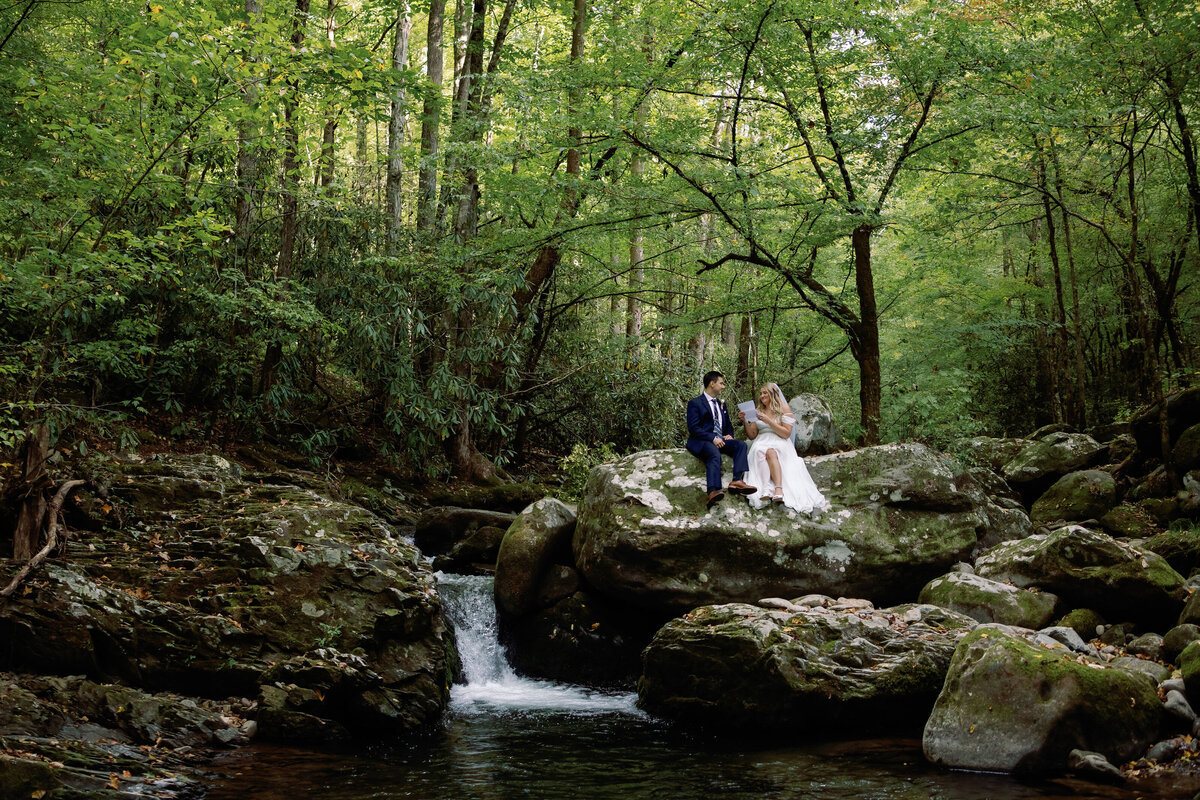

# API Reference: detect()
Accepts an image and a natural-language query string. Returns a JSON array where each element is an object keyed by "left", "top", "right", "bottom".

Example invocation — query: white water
[{"left": 435, "top": 572, "right": 641, "bottom": 716}]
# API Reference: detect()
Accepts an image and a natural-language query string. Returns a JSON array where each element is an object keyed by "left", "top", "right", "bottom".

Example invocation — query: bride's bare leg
[{"left": 766, "top": 450, "right": 782, "bottom": 490}]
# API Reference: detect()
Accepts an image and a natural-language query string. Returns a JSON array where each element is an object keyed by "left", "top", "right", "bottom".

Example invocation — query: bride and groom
[{"left": 685, "top": 371, "right": 828, "bottom": 513}]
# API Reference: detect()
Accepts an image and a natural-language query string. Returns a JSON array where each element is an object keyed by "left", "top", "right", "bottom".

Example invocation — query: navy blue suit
[{"left": 686, "top": 393, "right": 749, "bottom": 492}]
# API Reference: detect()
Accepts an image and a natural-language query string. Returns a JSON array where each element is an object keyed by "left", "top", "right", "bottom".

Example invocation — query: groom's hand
[{"left": 713, "top": 436, "right": 725, "bottom": 448}]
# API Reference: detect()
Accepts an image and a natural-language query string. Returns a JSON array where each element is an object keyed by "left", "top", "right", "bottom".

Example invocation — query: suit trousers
[{"left": 687, "top": 438, "right": 749, "bottom": 492}]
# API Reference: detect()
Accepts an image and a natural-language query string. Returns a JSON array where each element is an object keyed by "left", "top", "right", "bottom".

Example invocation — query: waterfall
[{"left": 435, "top": 572, "right": 640, "bottom": 714}]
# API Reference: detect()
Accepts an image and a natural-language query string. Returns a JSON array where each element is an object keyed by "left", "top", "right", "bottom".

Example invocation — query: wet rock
[
  {"left": 0, "top": 672, "right": 244, "bottom": 797},
  {"left": 974, "top": 526, "right": 1186, "bottom": 627},
  {"left": 501, "top": 590, "right": 661, "bottom": 687},
  {"left": 1067, "top": 749, "right": 1125, "bottom": 783},
  {"left": 414, "top": 506, "right": 518, "bottom": 557},
  {"left": 0, "top": 453, "right": 455, "bottom": 745},
  {"left": 639, "top": 601, "right": 976, "bottom": 732},
  {"left": 1030, "top": 470, "right": 1117, "bottom": 526},
  {"left": 923, "top": 626, "right": 1161, "bottom": 774},
  {"left": 574, "top": 445, "right": 989, "bottom": 615},
  {"left": 918, "top": 572, "right": 1057, "bottom": 629},
  {"left": 494, "top": 498, "right": 577, "bottom": 617}
]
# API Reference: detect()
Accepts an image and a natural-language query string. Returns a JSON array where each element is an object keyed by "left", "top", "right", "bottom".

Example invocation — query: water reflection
[
  {"left": 207, "top": 713, "right": 1178, "bottom": 800},
  {"left": 205, "top": 573, "right": 1194, "bottom": 800}
]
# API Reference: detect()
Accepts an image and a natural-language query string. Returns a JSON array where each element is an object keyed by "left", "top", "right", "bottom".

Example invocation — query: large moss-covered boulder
[
  {"left": 1001, "top": 433, "right": 1107, "bottom": 499},
  {"left": 918, "top": 572, "right": 1058, "bottom": 629},
  {"left": 788, "top": 393, "right": 842, "bottom": 456},
  {"left": 974, "top": 526, "right": 1186, "bottom": 627},
  {"left": 573, "top": 445, "right": 990, "bottom": 615},
  {"left": 923, "top": 626, "right": 1161, "bottom": 775},
  {"left": 638, "top": 599, "right": 976, "bottom": 731},
  {"left": 0, "top": 453, "right": 455, "bottom": 743},
  {"left": 1030, "top": 470, "right": 1117, "bottom": 525},
  {"left": 494, "top": 498, "right": 577, "bottom": 617},
  {"left": 1173, "top": 424, "right": 1200, "bottom": 472}
]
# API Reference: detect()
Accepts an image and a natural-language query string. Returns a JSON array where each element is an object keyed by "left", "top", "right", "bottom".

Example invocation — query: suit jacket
[{"left": 686, "top": 393, "right": 734, "bottom": 448}]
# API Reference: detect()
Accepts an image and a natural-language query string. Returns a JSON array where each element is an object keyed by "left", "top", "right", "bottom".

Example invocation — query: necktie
[{"left": 710, "top": 398, "right": 721, "bottom": 436}]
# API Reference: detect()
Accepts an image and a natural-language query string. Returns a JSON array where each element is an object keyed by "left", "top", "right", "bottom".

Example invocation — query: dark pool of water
[{"left": 204, "top": 705, "right": 1197, "bottom": 800}]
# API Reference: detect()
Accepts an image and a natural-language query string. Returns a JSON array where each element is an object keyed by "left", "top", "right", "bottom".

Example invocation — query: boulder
[
  {"left": 1162, "top": 624, "right": 1200, "bottom": 664},
  {"left": 974, "top": 501, "right": 1035, "bottom": 555},
  {"left": 0, "top": 454, "right": 455, "bottom": 743},
  {"left": 501, "top": 589, "right": 661, "bottom": 687},
  {"left": 1179, "top": 640, "right": 1200, "bottom": 700},
  {"left": 923, "top": 626, "right": 1161, "bottom": 774},
  {"left": 974, "top": 526, "right": 1186, "bottom": 627},
  {"left": 0, "top": 671, "right": 248, "bottom": 797},
  {"left": 1001, "top": 433, "right": 1107, "bottom": 499},
  {"left": 918, "top": 572, "right": 1058, "bottom": 629},
  {"left": 573, "top": 445, "right": 989, "bottom": 615},
  {"left": 788, "top": 393, "right": 843, "bottom": 456},
  {"left": 1030, "top": 470, "right": 1117, "bottom": 525},
  {"left": 494, "top": 498, "right": 577, "bottom": 617},
  {"left": 1055, "top": 608, "right": 1107, "bottom": 641},
  {"left": 952, "top": 436, "right": 1030, "bottom": 473},
  {"left": 1100, "top": 504, "right": 1159, "bottom": 539},
  {"left": 638, "top": 600, "right": 977, "bottom": 732},
  {"left": 1146, "top": 525, "right": 1200, "bottom": 579},
  {"left": 433, "top": 524, "right": 507, "bottom": 573},
  {"left": 414, "top": 506, "right": 518, "bottom": 556}
]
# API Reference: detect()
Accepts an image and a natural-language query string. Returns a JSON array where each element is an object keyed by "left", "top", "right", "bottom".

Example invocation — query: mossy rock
[
  {"left": 1100, "top": 503, "right": 1160, "bottom": 539},
  {"left": 639, "top": 601, "right": 975, "bottom": 733},
  {"left": 428, "top": 482, "right": 547, "bottom": 513},
  {"left": 974, "top": 526, "right": 1186, "bottom": 628},
  {"left": 1143, "top": 524, "right": 1200, "bottom": 576},
  {"left": 1030, "top": 470, "right": 1116, "bottom": 525},
  {"left": 918, "top": 572, "right": 1057, "bottom": 629},
  {"left": 923, "top": 626, "right": 1161, "bottom": 774},
  {"left": 1054, "top": 608, "right": 1106, "bottom": 641}
]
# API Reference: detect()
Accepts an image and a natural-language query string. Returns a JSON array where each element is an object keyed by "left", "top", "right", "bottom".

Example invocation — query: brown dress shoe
[
  {"left": 727, "top": 480, "right": 757, "bottom": 495},
  {"left": 706, "top": 490, "right": 725, "bottom": 508}
]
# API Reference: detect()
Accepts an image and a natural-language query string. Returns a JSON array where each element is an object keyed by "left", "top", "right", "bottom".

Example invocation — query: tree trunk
[
  {"left": 416, "top": 0, "right": 445, "bottom": 235},
  {"left": 735, "top": 315, "right": 752, "bottom": 390},
  {"left": 11, "top": 425, "right": 51, "bottom": 560},
  {"left": 261, "top": 0, "right": 310, "bottom": 397},
  {"left": 234, "top": 0, "right": 264, "bottom": 271},
  {"left": 385, "top": 0, "right": 412, "bottom": 252},
  {"left": 852, "top": 224, "right": 881, "bottom": 444}
]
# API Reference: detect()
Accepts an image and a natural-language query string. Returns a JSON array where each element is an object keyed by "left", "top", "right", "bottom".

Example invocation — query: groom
[{"left": 686, "top": 371, "right": 756, "bottom": 507}]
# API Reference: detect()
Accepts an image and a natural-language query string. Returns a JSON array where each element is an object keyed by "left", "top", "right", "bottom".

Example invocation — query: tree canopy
[{"left": 1, "top": 0, "right": 1196, "bottom": 477}]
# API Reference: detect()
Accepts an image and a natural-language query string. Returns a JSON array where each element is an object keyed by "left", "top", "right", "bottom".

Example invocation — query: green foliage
[{"left": 556, "top": 442, "right": 619, "bottom": 502}]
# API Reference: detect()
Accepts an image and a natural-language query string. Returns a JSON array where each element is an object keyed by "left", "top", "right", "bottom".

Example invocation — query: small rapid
[{"left": 435, "top": 572, "right": 640, "bottom": 715}]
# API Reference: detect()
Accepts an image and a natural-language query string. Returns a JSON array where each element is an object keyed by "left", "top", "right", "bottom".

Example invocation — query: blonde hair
[{"left": 755, "top": 383, "right": 790, "bottom": 417}]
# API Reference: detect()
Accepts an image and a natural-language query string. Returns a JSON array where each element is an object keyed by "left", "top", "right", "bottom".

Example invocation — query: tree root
[{"left": 1, "top": 479, "right": 87, "bottom": 599}]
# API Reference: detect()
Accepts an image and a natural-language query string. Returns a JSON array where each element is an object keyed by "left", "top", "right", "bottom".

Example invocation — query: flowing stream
[{"left": 206, "top": 574, "right": 1185, "bottom": 799}]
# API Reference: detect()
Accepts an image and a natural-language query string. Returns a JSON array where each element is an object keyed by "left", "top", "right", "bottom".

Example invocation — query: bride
[{"left": 738, "top": 383, "right": 829, "bottom": 513}]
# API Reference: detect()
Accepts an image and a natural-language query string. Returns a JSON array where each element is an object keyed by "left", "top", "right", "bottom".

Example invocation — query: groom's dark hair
[{"left": 702, "top": 371, "right": 724, "bottom": 388}]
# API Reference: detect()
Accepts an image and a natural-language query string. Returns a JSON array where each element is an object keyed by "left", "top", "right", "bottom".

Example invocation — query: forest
[{"left": 1, "top": 0, "right": 1197, "bottom": 482}]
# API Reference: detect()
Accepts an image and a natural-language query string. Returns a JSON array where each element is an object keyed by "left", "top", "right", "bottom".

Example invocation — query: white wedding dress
[{"left": 746, "top": 413, "right": 830, "bottom": 513}]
